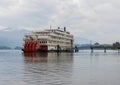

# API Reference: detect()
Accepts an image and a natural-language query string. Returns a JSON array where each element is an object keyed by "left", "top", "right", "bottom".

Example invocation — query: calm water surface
[{"left": 0, "top": 50, "right": 120, "bottom": 85}]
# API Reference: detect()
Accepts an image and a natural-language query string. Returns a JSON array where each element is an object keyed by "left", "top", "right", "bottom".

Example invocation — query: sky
[{"left": 0, "top": 0, "right": 120, "bottom": 44}]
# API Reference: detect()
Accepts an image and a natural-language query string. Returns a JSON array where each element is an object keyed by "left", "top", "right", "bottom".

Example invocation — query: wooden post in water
[
  {"left": 118, "top": 48, "right": 120, "bottom": 53},
  {"left": 91, "top": 48, "right": 93, "bottom": 53},
  {"left": 104, "top": 48, "right": 106, "bottom": 53}
]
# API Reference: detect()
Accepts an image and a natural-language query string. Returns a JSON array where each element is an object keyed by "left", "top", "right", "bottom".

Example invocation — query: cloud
[
  {"left": 0, "top": 0, "right": 120, "bottom": 43},
  {"left": 0, "top": 0, "right": 23, "bottom": 17},
  {"left": 0, "top": 25, "right": 6, "bottom": 30}
]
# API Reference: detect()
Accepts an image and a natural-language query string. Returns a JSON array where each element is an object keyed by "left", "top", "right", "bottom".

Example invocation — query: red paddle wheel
[
  {"left": 27, "top": 42, "right": 30, "bottom": 52},
  {"left": 24, "top": 38, "right": 41, "bottom": 52},
  {"left": 24, "top": 42, "right": 29, "bottom": 52},
  {"left": 31, "top": 43, "right": 33, "bottom": 51},
  {"left": 32, "top": 42, "right": 36, "bottom": 52},
  {"left": 36, "top": 42, "right": 40, "bottom": 50}
]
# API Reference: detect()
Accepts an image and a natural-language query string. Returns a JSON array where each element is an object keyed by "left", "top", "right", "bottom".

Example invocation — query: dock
[{"left": 90, "top": 45, "right": 120, "bottom": 53}]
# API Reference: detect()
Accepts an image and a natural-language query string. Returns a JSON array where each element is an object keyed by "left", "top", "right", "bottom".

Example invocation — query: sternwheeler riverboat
[{"left": 22, "top": 27, "right": 74, "bottom": 52}]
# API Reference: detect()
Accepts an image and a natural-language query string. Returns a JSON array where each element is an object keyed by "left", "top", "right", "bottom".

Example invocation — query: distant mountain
[
  {"left": 0, "top": 29, "right": 31, "bottom": 48},
  {"left": 0, "top": 46, "right": 11, "bottom": 50},
  {"left": 14, "top": 46, "right": 23, "bottom": 50}
]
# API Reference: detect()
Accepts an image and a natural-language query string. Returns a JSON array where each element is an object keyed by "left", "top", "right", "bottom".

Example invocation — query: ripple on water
[{"left": 0, "top": 50, "right": 120, "bottom": 85}]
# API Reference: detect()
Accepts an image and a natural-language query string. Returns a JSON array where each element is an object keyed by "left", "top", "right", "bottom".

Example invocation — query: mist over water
[{"left": 0, "top": 50, "right": 120, "bottom": 85}]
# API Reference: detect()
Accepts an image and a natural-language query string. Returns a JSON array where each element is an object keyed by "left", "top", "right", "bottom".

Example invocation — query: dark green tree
[{"left": 113, "top": 42, "right": 120, "bottom": 47}]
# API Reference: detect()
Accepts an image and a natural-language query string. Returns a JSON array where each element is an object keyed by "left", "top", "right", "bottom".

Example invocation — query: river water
[{"left": 0, "top": 50, "right": 120, "bottom": 85}]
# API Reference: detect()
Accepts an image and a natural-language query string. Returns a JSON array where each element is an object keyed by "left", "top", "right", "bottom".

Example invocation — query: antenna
[
  {"left": 49, "top": 25, "right": 51, "bottom": 35},
  {"left": 50, "top": 25, "right": 51, "bottom": 30}
]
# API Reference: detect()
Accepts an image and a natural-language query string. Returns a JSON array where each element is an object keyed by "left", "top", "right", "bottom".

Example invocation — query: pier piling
[{"left": 104, "top": 48, "right": 106, "bottom": 53}]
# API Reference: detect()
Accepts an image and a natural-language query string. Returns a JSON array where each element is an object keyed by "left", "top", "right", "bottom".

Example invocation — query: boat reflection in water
[
  {"left": 23, "top": 52, "right": 48, "bottom": 63},
  {"left": 23, "top": 52, "right": 73, "bottom": 85},
  {"left": 23, "top": 52, "right": 73, "bottom": 63}
]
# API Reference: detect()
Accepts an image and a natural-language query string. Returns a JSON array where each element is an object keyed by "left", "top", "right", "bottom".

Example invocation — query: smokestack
[
  {"left": 64, "top": 27, "right": 66, "bottom": 32},
  {"left": 58, "top": 27, "right": 60, "bottom": 29}
]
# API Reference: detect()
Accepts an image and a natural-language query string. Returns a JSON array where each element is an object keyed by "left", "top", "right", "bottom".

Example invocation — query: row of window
[
  {"left": 40, "top": 41, "right": 47, "bottom": 43},
  {"left": 39, "top": 40, "right": 71, "bottom": 45},
  {"left": 50, "top": 36, "right": 72, "bottom": 41}
]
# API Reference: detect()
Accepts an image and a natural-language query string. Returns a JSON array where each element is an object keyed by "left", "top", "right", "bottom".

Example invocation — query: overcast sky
[{"left": 0, "top": 0, "right": 120, "bottom": 44}]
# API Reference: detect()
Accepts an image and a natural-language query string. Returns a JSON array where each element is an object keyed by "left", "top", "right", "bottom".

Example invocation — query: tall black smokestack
[
  {"left": 58, "top": 27, "right": 60, "bottom": 29},
  {"left": 64, "top": 27, "right": 66, "bottom": 32}
]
